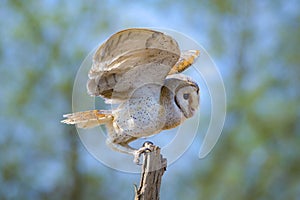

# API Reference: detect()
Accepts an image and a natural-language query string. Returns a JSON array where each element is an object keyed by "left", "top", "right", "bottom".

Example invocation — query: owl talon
[
  {"left": 133, "top": 156, "right": 142, "bottom": 165},
  {"left": 133, "top": 147, "right": 152, "bottom": 165},
  {"left": 143, "top": 141, "right": 154, "bottom": 147}
]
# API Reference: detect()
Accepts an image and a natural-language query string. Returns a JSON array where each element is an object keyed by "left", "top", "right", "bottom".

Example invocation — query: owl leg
[
  {"left": 106, "top": 140, "right": 136, "bottom": 155},
  {"left": 132, "top": 142, "right": 155, "bottom": 164},
  {"left": 106, "top": 140, "right": 151, "bottom": 165}
]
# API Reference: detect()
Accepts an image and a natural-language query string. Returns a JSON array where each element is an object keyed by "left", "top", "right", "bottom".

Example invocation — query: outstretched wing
[{"left": 87, "top": 28, "right": 181, "bottom": 101}]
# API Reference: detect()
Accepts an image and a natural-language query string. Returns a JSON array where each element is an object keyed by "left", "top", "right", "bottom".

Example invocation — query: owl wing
[
  {"left": 169, "top": 50, "right": 200, "bottom": 75},
  {"left": 87, "top": 28, "right": 181, "bottom": 102}
]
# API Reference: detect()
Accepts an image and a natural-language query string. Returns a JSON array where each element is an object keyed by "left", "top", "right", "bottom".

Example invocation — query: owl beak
[
  {"left": 188, "top": 94, "right": 199, "bottom": 117},
  {"left": 183, "top": 107, "right": 196, "bottom": 118},
  {"left": 190, "top": 107, "right": 197, "bottom": 117}
]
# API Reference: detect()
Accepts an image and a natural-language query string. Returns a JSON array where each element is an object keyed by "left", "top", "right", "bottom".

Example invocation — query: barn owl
[{"left": 61, "top": 28, "right": 200, "bottom": 164}]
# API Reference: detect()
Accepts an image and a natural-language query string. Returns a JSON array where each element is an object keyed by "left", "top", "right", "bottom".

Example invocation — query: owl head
[{"left": 164, "top": 74, "right": 200, "bottom": 118}]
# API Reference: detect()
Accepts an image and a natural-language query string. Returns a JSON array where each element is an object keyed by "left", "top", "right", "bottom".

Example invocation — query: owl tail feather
[{"left": 61, "top": 110, "right": 113, "bottom": 129}]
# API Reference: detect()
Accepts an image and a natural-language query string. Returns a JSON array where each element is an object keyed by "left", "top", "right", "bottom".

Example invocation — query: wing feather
[
  {"left": 169, "top": 50, "right": 200, "bottom": 75},
  {"left": 87, "top": 28, "right": 181, "bottom": 101}
]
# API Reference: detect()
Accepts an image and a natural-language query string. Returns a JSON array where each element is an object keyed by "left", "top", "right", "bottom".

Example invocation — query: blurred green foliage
[{"left": 0, "top": 0, "right": 299, "bottom": 199}]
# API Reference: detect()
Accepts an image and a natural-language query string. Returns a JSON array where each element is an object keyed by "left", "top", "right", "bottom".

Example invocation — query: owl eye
[{"left": 183, "top": 93, "right": 189, "bottom": 100}]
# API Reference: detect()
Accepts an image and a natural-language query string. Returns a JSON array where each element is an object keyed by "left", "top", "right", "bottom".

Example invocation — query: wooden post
[{"left": 134, "top": 144, "right": 167, "bottom": 200}]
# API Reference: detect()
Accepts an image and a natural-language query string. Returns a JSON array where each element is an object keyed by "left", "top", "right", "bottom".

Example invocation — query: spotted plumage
[{"left": 61, "top": 28, "right": 200, "bottom": 163}]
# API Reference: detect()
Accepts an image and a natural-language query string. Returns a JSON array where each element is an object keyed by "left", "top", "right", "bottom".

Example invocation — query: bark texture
[{"left": 134, "top": 144, "right": 167, "bottom": 200}]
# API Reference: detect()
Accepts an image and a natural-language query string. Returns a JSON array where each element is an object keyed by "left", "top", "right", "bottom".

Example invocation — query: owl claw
[
  {"left": 134, "top": 147, "right": 152, "bottom": 165},
  {"left": 142, "top": 141, "right": 154, "bottom": 147}
]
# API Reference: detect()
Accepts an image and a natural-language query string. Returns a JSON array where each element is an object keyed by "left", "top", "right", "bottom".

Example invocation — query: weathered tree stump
[{"left": 134, "top": 144, "right": 167, "bottom": 200}]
